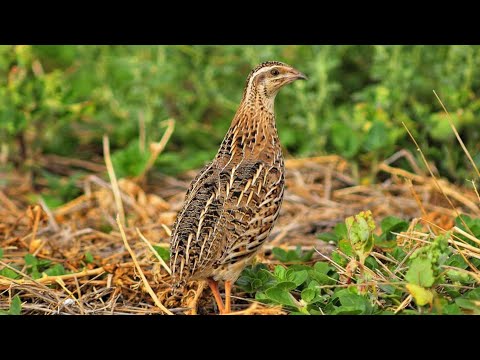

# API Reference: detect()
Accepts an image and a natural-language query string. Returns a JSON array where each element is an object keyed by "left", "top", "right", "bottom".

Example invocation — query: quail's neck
[
  {"left": 233, "top": 93, "right": 279, "bottom": 140},
  {"left": 215, "top": 92, "right": 281, "bottom": 167},
  {"left": 233, "top": 87, "right": 277, "bottom": 129}
]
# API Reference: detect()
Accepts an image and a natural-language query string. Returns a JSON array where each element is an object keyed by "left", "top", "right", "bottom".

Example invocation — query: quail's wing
[
  {"left": 213, "top": 160, "right": 285, "bottom": 266},
  {"left": 170, "top": 159, "right": 284, "bottom": 280},
  {"left": 169, "top": 162, "right": 225, "bottom": 281}
]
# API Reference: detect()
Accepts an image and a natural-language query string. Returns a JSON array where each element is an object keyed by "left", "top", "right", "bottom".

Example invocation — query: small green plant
[
  {"left": 345, "top": 210, "right": 376, "bottom": 265},
  {"left": 0, "top": 295, "right": 22, "bottom": 315},
  {"left": 153, "top": 246, "right": 170, "bottom": 263},
  {"left": 0, "top": 265, "right": 21, "bottom": 279},
  {"left": 84, "top": 252, "right": 94, "bottom": 264},
  {"left": 404, "top": 233, "right": 449, "bottom": 306},
  {"left": 24, "top": 254, "right": 66, "bottom": 279},
  {"left": 237, "top": 211, "right": 480, "bottom": 315}
]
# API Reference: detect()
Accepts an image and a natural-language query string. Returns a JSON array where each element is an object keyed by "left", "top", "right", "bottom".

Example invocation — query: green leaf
[
  {"left": 380, "top": 216, "right": 406, "bottom": 232},
  {"left": 44, "top": 264, "right": 66, "bottom": 276},
  {"left": 404, "top": 233, "right": 449, "bottom": 289},
  {"left": 432, "top": 298, "right": 462, "bottom": 315},
  {"left": 9, "top": 295, "right": 22, "bottom": 315},
  {"left": 301, "top": 288, "right": 316, "bottom": 303},
  {"left": 331, "top": 251, "right": 348, "bottom": 267},
  {"left": 334, "top": 223, "right": 348, "bottom": 240},
  {"left": 41, "top": 194, "right": 65, "bottom": 209},
  {"left": 37, "top": 258, "right": 52, "bottom": 269},
  {"left": 0, "top": 267, "right": 21, "bottom": 279},
  {"left": 0, "top": 248, "right": 3, "bottom": 259},
  {"left": 298, "top": 248, "right": 314, "bottom": 262},
  {"left": 30, "top": 268, "right": 42, "bottom": 280},
  {"left": 332, "top": 306, "right": 364, "bottom": 315},
  {"left": 338, "top": 239, "right": 354, "bottom": 257},
  {"left": 380, "top": 216, "right": 408, "bottom": 241},
  {"left": 338, "top": 293, "right": 363, "bottom": 308},
  {"left": 309, "top": 271, "right": 333, "bottom": 286},
  {"left": 275, "top": 281, "right": 297, "bottom": 291},
  {"left": 258, "top": 268, "right": 275, "bottom": 283},
  {"left": 317, "top": 232, "right": 338, "bottom": 243},
  {"left": 363, "top": 256, "right": 379, "bottom": 270},
  {"left": 255, "top": 292, "right": 268, "bottom": 301},
  {"left": 307, "top": 280, "right": 320, "bottom": 289},
  {"left": 153, "top": 246, "right": 170, "bottom": 263},
  {"left": 250, "top": 279, "right": 262, "bottom": 290},
  {"left": 333, "top": 289, "right": 372, "bottom": 314},
  {"left": 236, "top": 264, "right": 275, "bottom": 293},
  {"left": 313, "top": 262, "right": 331, "bottom": 275},
  {"left": 24, "top": 253, "right": 38, "bottom": 266},
  {"left": 84, "top": 252, "right": 94, "bottom": 264},
  {"left": 406, "top": 283, "right": 434, "bottom": 306},
  {"left": 273, "top": 265, "right": 287, "bottom": 280},
  {"left": 463, "top": 287, "right": 480, "bottom": 300},
  {"left": 265, "top": 287, "right": 299, "bottom": 308},
  {"left": 272, "top": 248, "right": 288, "bottom": 262},
  {"left": 455, "top": 298, "right": 480, "bottom": 313},
  {"left": 286, "top": 269, "right": 308, "bottom": 287},
  {"left": 235, "top": 277, "right": 254, "bottom": 292},
  {"left": 405, "top": 257, "right": 435, "bottom": 287},
  {"left": 446, "top": 269, "right": 470, "bottom": 284},
  {"left": 440, "top": 303, "right": 462, "bottom": 315},
  {"left": 446, "top": 254, "right": 468, "bottom": 269}
]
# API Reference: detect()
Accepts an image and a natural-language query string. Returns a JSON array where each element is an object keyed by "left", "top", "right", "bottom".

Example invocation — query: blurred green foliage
[{"left": 1, "top": 45, "right": 480, "bottom": 188}]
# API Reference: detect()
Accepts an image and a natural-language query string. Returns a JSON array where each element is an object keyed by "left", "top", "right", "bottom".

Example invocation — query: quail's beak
[
  {"left": 294, "top": 71, "right": 308, "bottom": 80},
  {"left": 286, "top": 69, "right": 308, "bottom": 82}
]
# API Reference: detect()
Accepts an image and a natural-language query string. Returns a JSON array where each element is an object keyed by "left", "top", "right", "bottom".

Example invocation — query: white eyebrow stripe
[{"left": 246, "top": 66, "right": 276, "bottom": 91}]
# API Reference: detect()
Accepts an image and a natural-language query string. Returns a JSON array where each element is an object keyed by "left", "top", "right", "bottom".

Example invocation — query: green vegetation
[
  {"left": 2, "top": 45, "right": 480, "bottom": 196},
  {"left": 0, "top": 295, "right": 22, "bottom": 315},
  {"left": 237, "top": 212, "right": 480, "bottom": 315},
  {"left": 0, "top": 253, "right": 68, "bottom": 281}
]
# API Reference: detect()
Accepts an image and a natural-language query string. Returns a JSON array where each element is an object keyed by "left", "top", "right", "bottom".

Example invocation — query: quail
[{"left": 170, "top": 61, "right": 307, "bottom": 314}]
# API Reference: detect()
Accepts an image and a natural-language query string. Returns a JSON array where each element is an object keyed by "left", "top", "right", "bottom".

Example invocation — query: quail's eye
[{"left": 270, "top": 69, "right": 279, "bottom": 76}]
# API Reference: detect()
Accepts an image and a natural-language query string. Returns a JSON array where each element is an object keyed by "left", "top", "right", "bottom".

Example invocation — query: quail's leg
[
  {"left": 224, "top": 280, "right": 232, "bottom": 314},
  {"left": 207, "top": 278, "right": 225, "bottom": 314}
]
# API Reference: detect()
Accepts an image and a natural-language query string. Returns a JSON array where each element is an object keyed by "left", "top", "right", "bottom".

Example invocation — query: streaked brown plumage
[{"left": 170, "top": 61, "right": 307, "bottom": 313}]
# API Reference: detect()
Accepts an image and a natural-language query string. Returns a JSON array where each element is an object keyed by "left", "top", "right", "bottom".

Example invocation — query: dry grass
[{"left": 1, "top": 143, "right": 479, "bottom": 315}]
